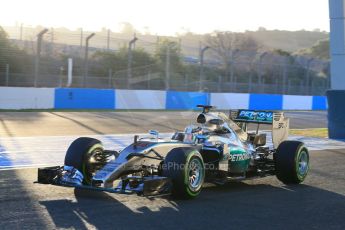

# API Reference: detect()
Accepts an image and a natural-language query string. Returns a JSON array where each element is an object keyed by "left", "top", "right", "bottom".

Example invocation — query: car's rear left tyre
[
  {"left": 64, "top": 137, "right": 105, "bottom": 185},
  {"left": 162, "top": 147, "right": 205, "bottom": 199},
  {"left": 274, "top": 140, "right": 309, "bottom": 184}
]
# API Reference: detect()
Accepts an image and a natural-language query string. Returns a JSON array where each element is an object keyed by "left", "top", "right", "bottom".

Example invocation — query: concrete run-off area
[{"left": 0, "top": 111, "right": 328, "bottom": 137}]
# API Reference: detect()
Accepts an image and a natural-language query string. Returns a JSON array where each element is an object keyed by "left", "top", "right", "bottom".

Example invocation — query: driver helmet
[{"left": 205, "top": 118, "right": 224, "bottom": 132}]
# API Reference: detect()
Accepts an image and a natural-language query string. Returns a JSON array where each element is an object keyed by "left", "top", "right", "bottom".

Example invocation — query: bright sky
[{"left": 0, "top": 0, "right": 329, "bottom": 35}]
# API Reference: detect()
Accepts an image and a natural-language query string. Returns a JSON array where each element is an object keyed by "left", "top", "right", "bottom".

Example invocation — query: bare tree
[{"left": 205, "top": 32, "right": 260, "bottom": 80}]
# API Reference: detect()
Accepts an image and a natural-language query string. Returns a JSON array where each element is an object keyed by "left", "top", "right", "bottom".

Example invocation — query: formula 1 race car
[{"left": 37, "top": 105, "right": 310, "bottom": 199}]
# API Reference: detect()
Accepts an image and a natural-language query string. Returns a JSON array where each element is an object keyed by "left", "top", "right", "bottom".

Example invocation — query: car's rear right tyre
[{"left": 274, "top": 140, "right": 309, "bottom": 184}]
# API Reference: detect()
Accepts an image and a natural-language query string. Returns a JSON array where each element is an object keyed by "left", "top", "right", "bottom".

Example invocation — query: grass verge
[{"left": 290, "top": 128, "right": 328, "bottom": 138}]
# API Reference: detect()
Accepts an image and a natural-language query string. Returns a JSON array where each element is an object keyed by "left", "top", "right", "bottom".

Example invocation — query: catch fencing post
[
  {"left": 59, "top": 66, "right": 64, "bottom": 87},
  {"left": 199, "top": 45, "right": 209, "bottom": 91},
  {"left": 19, "top": 23, "right": 23, "bottom": 41},
  {"left": 5, "top": 64, "right": 9, "bottom": 86},
  {"left": 300, "top": 80, "right": 304, "bottom": 95},
  {"left": 80, "top": 28, "right": 83, "bottom": 48},
  {"left": 306, "top": 58, "right": 314, "bottom": 95},
  {"left": 147, "top": 71, "right": 151, "bottom": 90},
  {"left": 311, "top": 78, "right": 315, "bottom": 95},
  {"left": 34, "top": 28, "right": 48, "bottom": 87},
  {"left": 248, "top": 75, "right": 252, "bottom": 93},
  {"left": 282, "top": 60, "right": 288, "bottom": 94},
  {"left": 230, "top": 49, "right": 239, "bottom": 92},
  {"left": 108, "top": 68, "right": 112, "bottom": 88},
  {"left": 260, "top": 78, "right": 264, "bottom": 93},
  {"left": 67, "top": 58, "right": 73, "bottom": 87},
  {"left": 107, "top": 29, "right": 110, "bottom": 51},
  {"left": 234, "top": 75, "right": 238, "bottom": 92},
  {"left": 127, "top": 35, "right": 138, "bottom": 89},
  {"left": 165, "top": 45, "right": 171, "bottom": 90},
  {"left": 257, "top": 52, "right": 267, "bottom": 93},
  {"left": 83, "top": 33, "right": 95, "bottom": 88},
  {"left": 184, "top": 74, "right": 188, "bottom": 91},
  {"left": 218, "top": 75, "right": 222, "bottom": 92}
]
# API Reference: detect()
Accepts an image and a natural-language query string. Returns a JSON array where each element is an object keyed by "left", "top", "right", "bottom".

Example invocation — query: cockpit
[
  {"left": 196, "top": 112, "right": 232, "bottom": 135},
  {"left": 172, "top": 106, "right": 248, "bottom": 144}
]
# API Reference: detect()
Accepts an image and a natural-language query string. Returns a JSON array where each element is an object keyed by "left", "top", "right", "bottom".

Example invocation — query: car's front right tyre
[{"left": 162, "top": 147, "right": 205, "bottom": 199}]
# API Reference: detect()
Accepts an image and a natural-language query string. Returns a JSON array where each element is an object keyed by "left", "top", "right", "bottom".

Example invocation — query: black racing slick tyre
[
  {"left": 64, "top": 137, "right": 104, "bottom": 185},
  {"left": 162, "top": 148, "right": 205, "bottom": 199},
  {"left": 274, "top": 140, "right": 310, "bottom": 184}
]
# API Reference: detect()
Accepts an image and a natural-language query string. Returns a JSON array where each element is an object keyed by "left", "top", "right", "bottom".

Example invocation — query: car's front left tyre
[{"left": 64, "top": 137, "right": 105, "bottom": 185}]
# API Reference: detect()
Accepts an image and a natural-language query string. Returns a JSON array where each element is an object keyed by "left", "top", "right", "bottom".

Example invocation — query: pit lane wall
[{"left": 0, "top": 87, "right": 327, "bottom": 110}]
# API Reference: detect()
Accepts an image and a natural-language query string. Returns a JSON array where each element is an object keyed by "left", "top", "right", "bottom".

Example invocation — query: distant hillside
[
  {"left": 245, "top": 29, "right": 329, "bottom": 52},
  {"left": 2, "top": 25, "right": 329, "bottom": 57}
]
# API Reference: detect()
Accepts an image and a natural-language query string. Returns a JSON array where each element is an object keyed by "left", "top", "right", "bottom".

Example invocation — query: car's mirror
[{"left": 149, "top": 130, "right": 159, "bottom": 139}]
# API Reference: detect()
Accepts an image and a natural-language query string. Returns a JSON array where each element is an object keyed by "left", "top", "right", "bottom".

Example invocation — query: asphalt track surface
[
  {"left": 0, "top": 111, "right": 327, "bottom": 137},
  {"left": 0, "top": 149, "right": 344, "bottom": 229},
  {"left": 1, "top": 110, "right": 344, "bottom": 229}
]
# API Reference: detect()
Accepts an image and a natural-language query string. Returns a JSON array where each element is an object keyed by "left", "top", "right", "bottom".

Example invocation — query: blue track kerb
[
  {"left": 54, "top": 88, "right": 115, "bottom": 109},
  {"left": 249, "top": 94, "right": 283, "bottom": 110},
  {"left": 166, "top": 91, "right": 209, "bottom": 109},
  {"left": 0, "top": 143, "right": 12, "bottom": 168}
]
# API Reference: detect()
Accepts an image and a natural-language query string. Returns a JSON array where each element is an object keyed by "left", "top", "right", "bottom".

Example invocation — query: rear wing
[
  {"left": 231, "top": 110, "right": 274, "bottom": 124},
  {"left": 229, "top": 110, "right": 289, "bottom": 148}
]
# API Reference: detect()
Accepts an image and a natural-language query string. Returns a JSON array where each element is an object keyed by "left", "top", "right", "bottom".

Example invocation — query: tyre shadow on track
[
  {"left": 39, "top": 182, "right": 345, "bottom": 230},
  {"left": 0, "top": 170, "right": 49, "bottom": 229}
]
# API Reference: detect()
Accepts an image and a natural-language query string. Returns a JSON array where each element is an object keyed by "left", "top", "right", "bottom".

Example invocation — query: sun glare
[{"left": 0, "top": 0, "right": 329, "bottom": 35}]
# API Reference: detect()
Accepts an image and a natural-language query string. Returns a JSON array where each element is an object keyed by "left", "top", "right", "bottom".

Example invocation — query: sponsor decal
[
  {"left": 229, "top": 153, "right": 251, "bottom": 161},
  {"left": 237, "top": 110, "right": 273, "bottom": 123},
  {"left": 278, "top": 122, "right": 285, "bottom": 129}
]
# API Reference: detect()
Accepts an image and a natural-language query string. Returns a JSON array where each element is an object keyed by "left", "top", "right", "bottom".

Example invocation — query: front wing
[{"left": 36, "top": 166, "right": 172, "bottom": 197}]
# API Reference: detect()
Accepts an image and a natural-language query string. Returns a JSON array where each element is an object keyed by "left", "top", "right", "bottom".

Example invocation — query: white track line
[{"left": 0, "top": 133, "right": 344, "bottom": 169}]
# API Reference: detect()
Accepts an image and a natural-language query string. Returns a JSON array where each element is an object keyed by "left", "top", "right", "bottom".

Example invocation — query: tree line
[{"left": 0, "top": 25, "right": 329, "bottom": 89}]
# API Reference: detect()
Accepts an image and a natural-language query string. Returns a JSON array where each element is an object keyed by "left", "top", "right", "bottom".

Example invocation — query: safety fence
[{"left": 1, "top": 25, "right": 330, "bottom": 96}]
